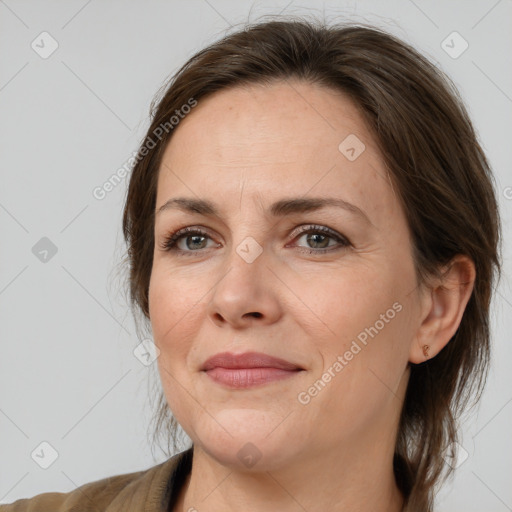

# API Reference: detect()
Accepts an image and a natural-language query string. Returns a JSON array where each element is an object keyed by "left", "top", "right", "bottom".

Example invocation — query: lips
[
  {"left": 201, "top": 351, "right": 303, "bottom": 371},
  {"left": 201, "top": 351, "right": 304, "bottom": 388}
]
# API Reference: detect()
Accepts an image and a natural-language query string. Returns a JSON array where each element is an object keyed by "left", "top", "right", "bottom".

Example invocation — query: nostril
[{"left": 249, "top": 312, "right": 262, "bottom": 318}]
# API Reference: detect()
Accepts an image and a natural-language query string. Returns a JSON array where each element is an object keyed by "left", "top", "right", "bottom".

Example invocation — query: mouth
[{"left": 201, "top": 351, "right": 304, "bottom": 389}]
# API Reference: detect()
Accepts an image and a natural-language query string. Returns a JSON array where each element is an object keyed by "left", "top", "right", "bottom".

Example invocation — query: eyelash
[{"left": 159, "top": 224, "right": 351, "bottom": 257}]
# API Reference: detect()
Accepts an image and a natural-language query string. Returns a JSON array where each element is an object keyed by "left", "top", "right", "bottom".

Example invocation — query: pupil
[
  {"left": 308, "top": 233, "right": 328, "bottom": 248},
  {"left": 188, "top": 235, "right": 205, "bottom": 249}
]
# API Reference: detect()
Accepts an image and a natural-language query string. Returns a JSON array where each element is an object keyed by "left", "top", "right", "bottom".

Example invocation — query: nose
[{"left": 206, "top": 245, "right": 283, "bottom": 329}]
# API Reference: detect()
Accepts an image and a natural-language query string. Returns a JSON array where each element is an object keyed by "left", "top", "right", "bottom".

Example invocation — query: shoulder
[
  {"left": 0, "top": 468, "right": 146, "bottom": 512},
  {"left": 0, "top": 450, "right": 191, "bottom": 512}
]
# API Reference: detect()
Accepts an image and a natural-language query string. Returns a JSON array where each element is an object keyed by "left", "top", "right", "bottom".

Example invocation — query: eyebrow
[{"left": 156, "top": 196, "right": 372, "bottom": 225}]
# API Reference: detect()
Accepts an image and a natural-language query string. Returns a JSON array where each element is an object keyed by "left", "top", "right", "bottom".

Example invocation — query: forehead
[
  {"left": 162, "top": 80, "right": 371, "bottom": 165},
  {"left": 156, "top": 80, "right": 398, "bottom": 224}
]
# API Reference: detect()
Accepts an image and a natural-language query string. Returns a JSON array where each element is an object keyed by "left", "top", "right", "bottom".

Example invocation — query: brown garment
[{"left": 0, "top": 447, "right": 193, "bottom": 512}]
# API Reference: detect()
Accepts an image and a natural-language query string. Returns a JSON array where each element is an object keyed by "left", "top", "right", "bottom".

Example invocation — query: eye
[
  {"left": 159, "top": 224, "right": 351, "bottom": 256},
  {"left": 289, "top": 224, "right": 351, "bottom": 254},
  {"left": 159, "top": 227, "right": 219, "bottom": 255}
]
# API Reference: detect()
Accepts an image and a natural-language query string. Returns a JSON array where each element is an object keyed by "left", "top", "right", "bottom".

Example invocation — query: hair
[{"left": 121, "top": 16, "right": 502, "bottom": 512}]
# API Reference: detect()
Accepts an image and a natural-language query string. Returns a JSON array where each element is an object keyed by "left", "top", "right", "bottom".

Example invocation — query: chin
[{"left": 190, "top": 409, "right": 305, "bottom": 472}]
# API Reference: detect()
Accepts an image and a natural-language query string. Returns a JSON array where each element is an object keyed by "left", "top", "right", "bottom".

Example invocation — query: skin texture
[{"left": 148, "top": 80, "right": 475, "bottom": 512}]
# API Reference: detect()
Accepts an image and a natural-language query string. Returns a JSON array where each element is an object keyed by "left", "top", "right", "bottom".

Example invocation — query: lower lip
[{"left": 204, "top": 367, "right": 302, "bottom": 388}]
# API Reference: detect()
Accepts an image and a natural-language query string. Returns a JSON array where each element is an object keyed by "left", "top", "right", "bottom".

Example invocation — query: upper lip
[{"left": 201, "top": 351, "right": 303, "bottom": 371}]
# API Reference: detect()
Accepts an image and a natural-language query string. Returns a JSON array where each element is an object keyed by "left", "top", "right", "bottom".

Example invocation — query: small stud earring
[{"left": 422, "top": 345, "right": 430, "bottom": 358}]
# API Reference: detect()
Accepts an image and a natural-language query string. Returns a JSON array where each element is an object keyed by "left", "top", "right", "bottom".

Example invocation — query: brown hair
[{"left": 122, "top": 17, "right": 502, "bottom": 511}]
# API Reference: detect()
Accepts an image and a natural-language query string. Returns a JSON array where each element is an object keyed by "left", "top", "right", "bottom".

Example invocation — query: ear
[{"left": 409, "top": 255, "right": 476, "bottom": 364}]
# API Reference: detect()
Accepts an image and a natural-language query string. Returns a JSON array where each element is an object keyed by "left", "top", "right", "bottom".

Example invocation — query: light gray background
[{"left": 1, "top": 1, "right": 511, "bottom": 510}]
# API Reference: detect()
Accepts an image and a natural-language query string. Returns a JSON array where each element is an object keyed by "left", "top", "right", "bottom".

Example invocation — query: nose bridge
[
  {"left": 218, "top": 233, "right": 266, "bottom": 296},
  {"left": 224, "top": 194, "right": 269, "bottom": 269},
  {"left": 225, "top": 188, "right": 278, "bottom": 281}
]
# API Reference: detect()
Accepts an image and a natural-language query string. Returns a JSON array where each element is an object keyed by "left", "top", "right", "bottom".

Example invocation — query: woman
[{"left": 1, "top": 17, "right": 501, "bottom": 512}]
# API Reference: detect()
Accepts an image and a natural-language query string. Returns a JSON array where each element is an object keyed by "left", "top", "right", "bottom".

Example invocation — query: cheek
[
  {"left": 297, "top": 274, "right": 411, "bottom": 438},
  {"left": 296, "top": 263, "right": 395, "bottom": 343},
  {"left": 148, "top": 264, "right": 206, "bottom": 353},
  {"left": 148, "top": 266, "right": 206, "bottom": 425},
  {"left": 302, "top": 261, "right": 411, "bottom": 383}
]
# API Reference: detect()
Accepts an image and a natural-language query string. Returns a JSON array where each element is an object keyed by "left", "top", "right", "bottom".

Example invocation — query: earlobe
[
  {"left": 409, "top": 286, "right": 440, "bottom": 364},
  {"left": 409, "top": 255, "right": 476, "bottom": 364}
]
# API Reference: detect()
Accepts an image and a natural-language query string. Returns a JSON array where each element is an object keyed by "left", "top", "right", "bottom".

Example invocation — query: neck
[{"left": 173, "top": 434, "right": 404, "bottom": 512}]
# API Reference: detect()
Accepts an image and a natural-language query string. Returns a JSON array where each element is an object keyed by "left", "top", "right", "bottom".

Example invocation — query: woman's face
[{"left": 149, "top": 80, "right": 423, "bottom": 469}]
